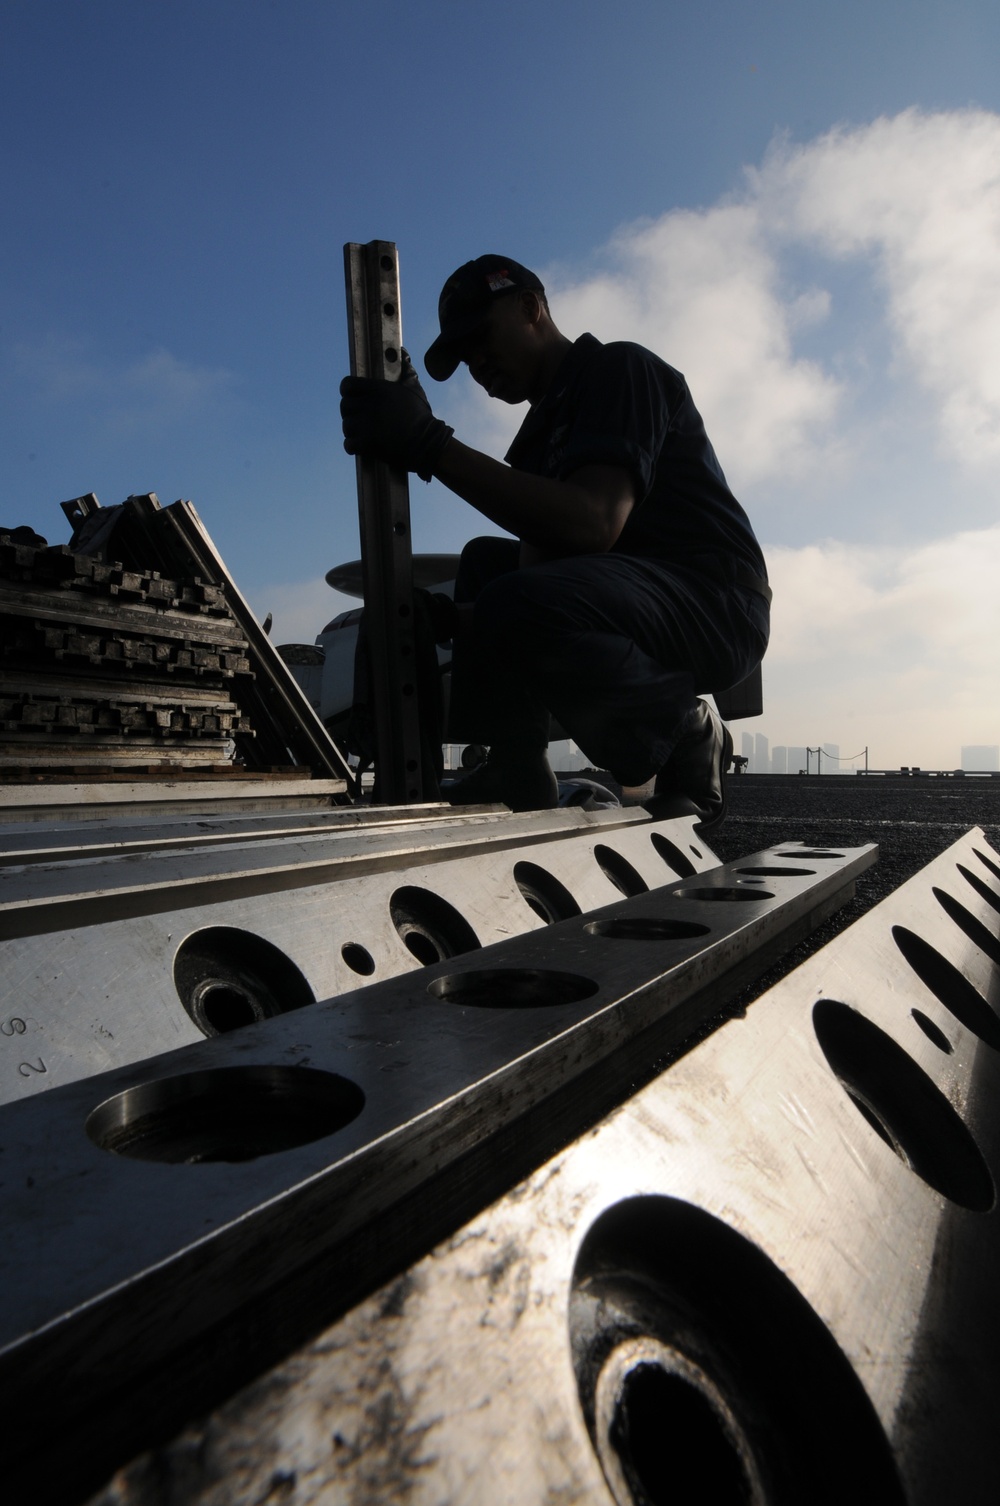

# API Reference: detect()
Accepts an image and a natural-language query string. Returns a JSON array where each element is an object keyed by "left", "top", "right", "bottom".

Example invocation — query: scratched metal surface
[
  {"left": 87, "top": 828, "right": 1000, "bottom": 1506},
  {"left": 0, "top": 804, "right": 720, "bottom": 1101},
  {"left": 0, "top": 837, "right": 874, "bottom": 1505}
]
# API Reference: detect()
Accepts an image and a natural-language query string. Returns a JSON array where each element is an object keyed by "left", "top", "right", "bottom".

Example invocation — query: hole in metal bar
[
  {"left": 87, "top": 1066, "right": 364, "bottom": 1164},
  {"left": 585, "top": 917, "right": 711, "bottom": 942},
  {"left": 774, "top": 849, "right": 844, "bottom": 859},
  {"left": 891, "top": 926, "right": 1000, "bottom": 1047},
  {"left": 933, "top": 888, "right": 1000, "bottom": 967},
  {"left": 911, "top": 1009, "right": 952, "bottom": 1053},
  {"left": 595, "top": 844, "right": 649, "bottom": 898},
  {"left": 813, "top": 1000, "right": 993, "bottom": 1210},
  {"left": 974, "top": 846, "right": 1000, "bottom": 885},
  {"left": 341, "top": 943, "right": 375, "bottom": 977},
  {"left": 390, "top": 886, "right": 481, "bottom": 965},
  {"left": 514, "top": 861, "right": 581, "bottom": 924},
  {"left": 174, "top": 928, "right": 314, "bottom": 1038},
  {"left": 958, "top": 863, "right": 1000, "bottom": 915},
  {"left": 675, "top": 887, "right": 774, "bottom": 903},
  {"left": 735, "top": 866, "right": 815, "bottom": 877},
  {"left": 649, "top": 831, "right": 695, "bottom": 879}
]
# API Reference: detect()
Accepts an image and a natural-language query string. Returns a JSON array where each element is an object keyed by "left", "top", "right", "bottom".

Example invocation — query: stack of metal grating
[{"left": 0, "top": 525, "right": 253, "bottom": 775}]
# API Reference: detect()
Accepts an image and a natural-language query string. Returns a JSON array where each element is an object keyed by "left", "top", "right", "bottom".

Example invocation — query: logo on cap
[{"left": 486, "top": 270, "right": 515, "bottom": 292}]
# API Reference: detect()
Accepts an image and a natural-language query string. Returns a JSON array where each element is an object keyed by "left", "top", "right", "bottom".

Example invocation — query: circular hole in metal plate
[
  {"left": 649, "top": 831, "right": 696, "bottom": 879},
  {"left": 513, "top": 861, "right": 581, "bottom": 924},
  {"left": 958, "top": 862, "right": 1000, "bottom": 915},
  {"left": 86, "top": 1065, "right": 365, "bottom": 1164},
  {"left": 735, "top": 865, "right": 816, "bottom": 877},
  {"left": 174, "top": 928, "right": 314, "bottom": 1038},
  {"left": 675, "top": 887, "right": 775, "bottom": 903},
  {"left": 427, "top": 967, "right": 599, "bottom": 1008},
  {"left": 891, "top": 926, "right": 1000, "bottom": 1047},
  {"left": 911, "top": 1009, "right": 952, "bottom": 1053},
  {"left": 812, "top": 1000, "right": 994, "bottom": 1210},
  {"left": 585, "top": 917, "right": 712, "bottom": 942},
  {"left": 341, "top": 942, "right": 376, "bottom": 976},
  {"left": 390, "top": 885, "right": 481, "bottom": 965},
  {"left": 596, "top": 1340, "right": 764, "bottom": 1506},
  {"left": 933, "top": 887, "right": 1000, "bottom": 967},
  {"left": 595, "top": 844, "right": 649, "bottom": 898}
]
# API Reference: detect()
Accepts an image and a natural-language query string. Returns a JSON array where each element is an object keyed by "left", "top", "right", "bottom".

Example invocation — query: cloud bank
[{"left": 271, "top": 109, "right": 1000, "bottom": 766}]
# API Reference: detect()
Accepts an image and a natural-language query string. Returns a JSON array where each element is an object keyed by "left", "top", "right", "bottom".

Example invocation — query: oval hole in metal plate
[
  {"left": 892, "top": 926, "right": 1000, "bottom": 1048},
  {"left": 86, "top": 1066, "right": 365, "bottom": 1165},
  {"left": 585, "top": 917, "right": 711, "bottom": 942},
  {"left": 649, "top": 831, "right": 696, "bottom": 879},
  {"left": 427, "top": 967, "right": 599, "bottom": 1009},
  {"left": 513, "top": 861, "right": 582, "bottom": 924},
  {"left": 933, "top": 888, "right": 1000, "bottom": 968},
  {"left": 773, "top": 850, "right": 844, "bottom": 859},
  {"left": 735, "top": 866, "right": 816, "bottom": 877},
  {"left": 674, "top": 887, "right": 775, "bottom": 903},
  {"left": 812, "top": 1000, "right": 994, "bottom": 1211}
]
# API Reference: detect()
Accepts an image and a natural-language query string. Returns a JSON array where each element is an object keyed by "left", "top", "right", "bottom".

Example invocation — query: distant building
[
  {"left": 741, "top": 731, "right": 754, "bottom": 771},
  {"left": 755, "top": 733, "right": 770, "bottom": 775},
  {"left": 961, "top": 745, "right": 1000, "bottom": 772},
  {"left": 771, "top": 745, "right": 787, "bottom": 775},
  {"left": 788, "top": 745, "right": 807, "bottom": 775},
  {"left": 822, "top": 742, "right": 840, "bottom": 774}
]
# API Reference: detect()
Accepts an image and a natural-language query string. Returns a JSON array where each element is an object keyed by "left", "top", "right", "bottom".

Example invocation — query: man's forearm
[{"left": 432, "top": 437, "right": 634, "bottom": 556}]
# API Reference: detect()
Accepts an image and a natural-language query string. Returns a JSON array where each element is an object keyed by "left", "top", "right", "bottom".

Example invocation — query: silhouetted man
[{"left": 341, "top": 255, "right": 770, "bottom": 825}]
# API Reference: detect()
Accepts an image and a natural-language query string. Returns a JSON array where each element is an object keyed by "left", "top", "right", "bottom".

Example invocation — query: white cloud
[
  {"left": 755, "top": 109, "right": 1000, "bottom": 465},
  {"left": 11, "top": 335, "right": 237, "bottom": 432},
  {"left": 757, "top": 523, "right": 1000, "bottom": 766}
]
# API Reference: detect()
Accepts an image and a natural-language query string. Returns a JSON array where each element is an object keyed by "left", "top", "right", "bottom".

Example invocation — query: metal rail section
[
  {"left": 85, "top": 827, "right": 1000, "bottom": 1506},
  {"left": 0, "top": 827, "right": 875, "bottom": 1504},
  {"left": 1, "top": 799, "right": 731, "bottom": 1100},
  {"left": 344, "top": 240, "right": 426, "bottom": 803}
]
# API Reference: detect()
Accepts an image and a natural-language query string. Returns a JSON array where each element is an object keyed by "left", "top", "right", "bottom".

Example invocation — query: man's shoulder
[{"left": 575, "top": 334, "right": 685, "bottom": 386}]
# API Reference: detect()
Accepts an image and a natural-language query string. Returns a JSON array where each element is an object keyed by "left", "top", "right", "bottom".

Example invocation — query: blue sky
[{"left": 3, "top": 1, "right": 1000, "bottom": 767}]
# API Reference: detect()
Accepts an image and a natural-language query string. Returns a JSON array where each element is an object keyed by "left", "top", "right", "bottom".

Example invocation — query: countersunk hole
[
  {"left": 586, "top": 917, "right": 711, "bottom": 942},
  {"left": 86, "top": 1066, "right": 365, "bottom": 1164},
  {"left": 958, "top": 863, "right": 1000, "bottom": 916},
  {"left": 773, "top": 849, "right": 844, "bottom": 859},
  {"left": 891, "top": 926, "right": 1000, "bottom": 1048},
  {"left": 174, "top": 928, "right": 314, "bottom": 1038},
  {"left": 427, "top": 967, "right": 599, "bottom": 1009},
  {"left": 341, "top": 943, "right": 375, "bottom": 976},
  {"left": 600, "top": 1347, "right": 762, "bottom": 1506},
  {"left": 674, "top": 887, "right": 774, "bottom": 903},
  {"left": 735, "top": 865, "right": 816, "bottom": 877},
  {"left": 595, "top": 844, "right": 649, "bottom": 898},
  {"left": 812, "top": 1000, "right": 994, "bottom": 1211},
  {"left": 513, "top": 861, "right": 581, "bottom": 924},
  {"left": 390, "top": 885, "right": 481, "bottom": 965},
  {"left": 933, "top": 887, "right": 1000, "bottom": 967},
  {"left": 974, "top": 846, "right": 1000, "bottom": 885},
  {"left": 649, "top": 831, "right": 695, "bottom": 879},
  {"left": 911, "top": 1009, "right": 952, "bottom": 1053}
]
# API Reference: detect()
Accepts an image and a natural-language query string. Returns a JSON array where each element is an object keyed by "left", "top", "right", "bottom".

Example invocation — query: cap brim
[
  {"left": 423, "top": 306, "right": 495, "bottom": 382},
  {"left": 423, "top": 336, "right": 462, "bottom": 382}
]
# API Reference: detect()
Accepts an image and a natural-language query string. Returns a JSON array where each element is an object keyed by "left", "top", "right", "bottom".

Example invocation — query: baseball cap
[{"left": 424, "top": 255, "right": 545, "bottom": 381}]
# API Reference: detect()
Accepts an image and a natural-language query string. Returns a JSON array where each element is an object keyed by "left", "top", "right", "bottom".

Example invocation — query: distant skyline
[{"left": 3, "top": 2, "right": 999, "bottom": 768}]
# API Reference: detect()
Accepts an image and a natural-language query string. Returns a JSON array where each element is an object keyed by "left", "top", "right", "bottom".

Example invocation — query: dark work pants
[{"left": 448, "top": 537, "right": 769, "bottom": 787}]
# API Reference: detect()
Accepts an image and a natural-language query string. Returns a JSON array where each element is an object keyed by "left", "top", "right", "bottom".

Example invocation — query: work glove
[{"left": 340, "top": 351, "right": 454, "bottom": 482}]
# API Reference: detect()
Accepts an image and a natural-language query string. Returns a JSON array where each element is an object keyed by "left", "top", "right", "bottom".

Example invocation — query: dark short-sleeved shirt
[{"left": 504, "top": 333, "right": 766, "bottom": 582}]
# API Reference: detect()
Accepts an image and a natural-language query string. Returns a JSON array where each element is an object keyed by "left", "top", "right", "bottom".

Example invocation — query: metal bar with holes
[
  {"left": 0, "top": 837, "right": 873, "bottom": 1503},
  {"left": 344, "top": 240, "right": 426, "bottom": 803}
]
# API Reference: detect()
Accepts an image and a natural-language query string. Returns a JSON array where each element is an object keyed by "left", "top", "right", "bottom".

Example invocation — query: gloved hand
[{"left": 340, "top": 351, "right": 454, "bottom": 481}]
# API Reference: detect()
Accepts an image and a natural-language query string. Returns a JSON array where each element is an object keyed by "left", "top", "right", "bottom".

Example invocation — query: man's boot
[
  {"left": 646, "top": 700, "right": 733, "bottom": 830},
  {"left": 444, "top": 744, "right": 558, "bottom": 812}
]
